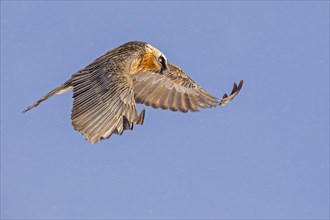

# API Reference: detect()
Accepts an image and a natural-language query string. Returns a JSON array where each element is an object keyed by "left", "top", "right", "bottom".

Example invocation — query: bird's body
[{"left": 23, "top": 41, "right": 243, "bottom": 144}]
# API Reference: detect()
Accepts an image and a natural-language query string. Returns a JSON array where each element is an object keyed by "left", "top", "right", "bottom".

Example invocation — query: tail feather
[{"left": 22, "top": 80, "right": 72, "bottom": 113}]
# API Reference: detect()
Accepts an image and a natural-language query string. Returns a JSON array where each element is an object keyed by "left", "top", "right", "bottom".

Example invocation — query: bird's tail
[{"left": 22, "top": 80, "right": 72, "bottom": 113}]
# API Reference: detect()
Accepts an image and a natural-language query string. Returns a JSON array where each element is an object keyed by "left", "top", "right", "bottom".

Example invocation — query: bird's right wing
[
  {"left": 71, "top": 67, "right": 145, "bottom": 144},
  {"left": 132, "top": 63, "right": 243, "bottom": 112}
]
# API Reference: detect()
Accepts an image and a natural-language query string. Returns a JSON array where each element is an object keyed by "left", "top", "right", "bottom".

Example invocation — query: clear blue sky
[{"left": 1, "top": 1, "right": 329, "bottom": 219}]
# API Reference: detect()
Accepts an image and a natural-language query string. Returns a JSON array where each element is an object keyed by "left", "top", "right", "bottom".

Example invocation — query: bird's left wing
[{"left": 132, "top": 63, "right": 243, "bottom": 112}]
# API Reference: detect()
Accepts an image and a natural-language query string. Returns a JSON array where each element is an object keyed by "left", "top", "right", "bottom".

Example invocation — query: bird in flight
[{"left": 23, "top": 41, "right": 243, "bottom": 144}]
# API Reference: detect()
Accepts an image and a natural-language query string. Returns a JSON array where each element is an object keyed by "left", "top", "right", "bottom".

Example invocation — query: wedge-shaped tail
[{"left": 22, "top": 80, "right": 72, "bottom": 113}]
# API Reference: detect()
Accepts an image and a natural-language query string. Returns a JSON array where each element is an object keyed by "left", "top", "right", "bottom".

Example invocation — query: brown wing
[
  {"left": 132, "top": 64, "right": 218, "bottom": 112},
  {"left": 132, "top": 64, "right": 243, "bottom": 112},
  {"left": 70, "top": 66, "right": 145, "bottom": 144}
]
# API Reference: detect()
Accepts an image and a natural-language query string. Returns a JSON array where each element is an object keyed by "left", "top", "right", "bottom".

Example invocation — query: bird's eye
[
  {"left": 158, "top": 56, "right": 165, "bottom": 65},
  {"left": 157, "top": 55, "right": 167, "bottom": 74}
]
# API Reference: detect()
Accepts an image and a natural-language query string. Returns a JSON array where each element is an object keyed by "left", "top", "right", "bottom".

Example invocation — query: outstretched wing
[
  {"left": 132, "top": 63, "right": 243, "bottom": 112},
  {"left": 71, "top": 66, "right": 145, "bottom": 144}
]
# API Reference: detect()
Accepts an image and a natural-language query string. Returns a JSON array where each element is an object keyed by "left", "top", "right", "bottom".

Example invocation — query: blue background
[{"left": 1, "top": 1, "right": 329, "bottom": 219}]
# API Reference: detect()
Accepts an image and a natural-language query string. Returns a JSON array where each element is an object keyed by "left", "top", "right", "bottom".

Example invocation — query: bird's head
[{"left": 130, "top": 44, "right": 169, "bottom": 75}]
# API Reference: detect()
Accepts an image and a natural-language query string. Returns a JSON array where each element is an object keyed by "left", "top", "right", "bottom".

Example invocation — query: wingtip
[
  {"left": 238, "top": 80, "right": 244, "bottom": 89},
  {"left": 219, "top": 79, "right": 244, "bottom": 107}
]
